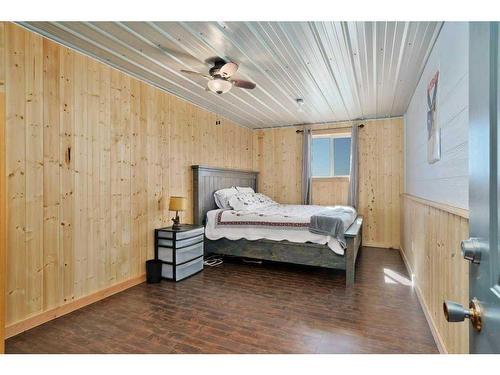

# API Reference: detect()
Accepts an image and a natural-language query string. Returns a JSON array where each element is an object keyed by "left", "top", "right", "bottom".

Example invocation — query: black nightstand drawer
[
  {"left": 157, "top": 234, "right": 203, "bottom": 249},
  {"left": 157, "top": 226, "right": 204, "bottom": 240},
  {"left": 176, "top": 226, "right": 204, "bottom": 239},
  {"left": 154, "top": 224, "right": 205, "bottom": 282},
  {"left": 158, "top": 241, "right": 204, "bottom": 264},
  {"left": 161, "top": 256, "right": 203, "bottom": 281}
]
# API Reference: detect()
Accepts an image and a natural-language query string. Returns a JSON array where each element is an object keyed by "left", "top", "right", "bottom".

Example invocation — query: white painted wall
[{"left": 404, "top": 22, "right": 469, "bottom": 209}]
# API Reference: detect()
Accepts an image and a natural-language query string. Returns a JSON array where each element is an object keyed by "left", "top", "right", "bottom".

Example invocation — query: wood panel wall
[
  {"left": 0, "top": 22, "right": 6, "bottom": 353},
  {"left": 252, "top": 126, "right": 303, "bottom": 204},
  {"left": 359, "top": 118, "right": 403, "bottom": 249},
  {"left": 401, "top": 194, "right": 469, "bottom": 354},
  {"left": 2, "top": 23, "right": 254, "bottom": 332},
  {"left": 311, "top": 177, "right": 349, "bottom": 206},
  {"left": 253, "top": 118, "right": 403, "bottom": 248}
]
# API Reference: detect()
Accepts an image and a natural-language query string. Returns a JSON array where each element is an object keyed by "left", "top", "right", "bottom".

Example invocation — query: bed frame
[{"left": 192, "top": 165, "right": 363, "bottom": 287}]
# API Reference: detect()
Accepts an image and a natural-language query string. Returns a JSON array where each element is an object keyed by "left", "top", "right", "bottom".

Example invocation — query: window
[{"left": 312, "top": 134, "right": 351, "bottom": 177}]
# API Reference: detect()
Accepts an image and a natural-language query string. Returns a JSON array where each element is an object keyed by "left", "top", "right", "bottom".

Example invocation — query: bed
[{"left": 192, "top": 165, "right": 363, "bottom": 287}]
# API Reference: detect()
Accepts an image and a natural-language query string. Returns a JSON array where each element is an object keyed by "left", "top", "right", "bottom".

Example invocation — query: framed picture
[{"left": 427, "top": 71, "right": 441, "bottom": 164}]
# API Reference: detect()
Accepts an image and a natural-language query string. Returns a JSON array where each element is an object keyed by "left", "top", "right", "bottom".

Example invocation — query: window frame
[{"left": 311, "top": 133, "right": 352, "bottom": 178}]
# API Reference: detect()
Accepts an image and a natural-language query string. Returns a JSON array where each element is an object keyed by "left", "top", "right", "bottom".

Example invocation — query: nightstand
[{"left": 154, "top": 224, "right": 204, "bottom": 281}]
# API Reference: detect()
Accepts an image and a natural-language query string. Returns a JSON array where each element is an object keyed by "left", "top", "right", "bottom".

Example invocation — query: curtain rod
[{"left": 295, "top": 123, "right": 364, "bottom": 133}]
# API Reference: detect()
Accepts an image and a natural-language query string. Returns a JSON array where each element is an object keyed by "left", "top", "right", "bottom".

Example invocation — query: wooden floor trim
[
  {"left": 363, "top": 241, "right": 400, "bottom": 250},
  {"left": 399, "top": 247, "right": 447, "bottom": 354},
  {"left": 5, "top": 274, "right": 146, "bottom": 339},
  {"left": 402, "top": 193, "right": 469, "bottom": 219}
]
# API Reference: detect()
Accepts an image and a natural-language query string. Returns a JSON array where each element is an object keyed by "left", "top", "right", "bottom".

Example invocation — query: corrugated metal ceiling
[{"left": 19, "top": 21, "right": 442, "bottom": 128}]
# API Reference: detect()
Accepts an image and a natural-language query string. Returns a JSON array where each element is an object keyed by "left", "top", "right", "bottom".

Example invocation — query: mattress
[{"left": 205, "top": 204, "right": 357, "bottom": 255}]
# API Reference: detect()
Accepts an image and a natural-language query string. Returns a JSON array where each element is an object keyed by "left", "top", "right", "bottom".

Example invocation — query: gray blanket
[{"left": 309, "top": 208, "right": 349, "bottom": 248}]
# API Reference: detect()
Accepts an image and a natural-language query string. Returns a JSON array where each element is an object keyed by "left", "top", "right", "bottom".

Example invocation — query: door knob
[
  {"left": 443, "top": 298, "right": 482, "bottom": 332},
  {"left": 461, "top": 237, "right": 482, "bottom": 264}
]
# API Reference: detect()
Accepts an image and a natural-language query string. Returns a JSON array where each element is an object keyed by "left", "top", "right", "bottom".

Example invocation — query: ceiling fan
[{"left": 180, "top": 58, "right": 256, "bottom": 95}]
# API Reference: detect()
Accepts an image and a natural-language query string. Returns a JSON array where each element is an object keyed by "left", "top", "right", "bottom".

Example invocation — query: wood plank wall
[
  {"left": 401, "top": 194, "right": 469, "bottom": 354},
  {"left": 252, "top": 126, "right": 303, "bottom": 204},
  {"left": 0, "top": 22, "right": 6, "bottom": 353},
  {"left": 253, "top": 118, "right": 403, "bottom": 248},
  {"left": 2, "top": 23, "right": 254, "bottom": 331},
  {"left": 311, "top": 177, "right": 349, "bottom": 206}
]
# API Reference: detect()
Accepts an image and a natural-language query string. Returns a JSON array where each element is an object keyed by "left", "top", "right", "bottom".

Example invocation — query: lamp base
[{"left": 171, "top": 212, "right": 181, "bottom": 230}]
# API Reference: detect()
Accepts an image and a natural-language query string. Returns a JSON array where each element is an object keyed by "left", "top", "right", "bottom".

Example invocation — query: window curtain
[
  {"left": 301, "top": 128, "right": 312, "bottom": 205},
  {"left": 347, "top": 124, "right": 359, "bottom": 208}
]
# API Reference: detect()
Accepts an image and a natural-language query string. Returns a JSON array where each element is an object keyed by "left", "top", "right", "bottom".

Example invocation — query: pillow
[
  {"left": 236, "top": 186, "right": 255, "bottom": 194},
  {"left": 214, "top": 187, "right": 238, "bottom": 209},
  {"left": 229, "top": 192, "right": 276, "bottom": 211}
]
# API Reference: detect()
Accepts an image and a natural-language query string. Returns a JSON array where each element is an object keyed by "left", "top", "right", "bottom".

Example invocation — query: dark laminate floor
[{"left": 6, "top": 247, "right": 438, "bottom": 354}]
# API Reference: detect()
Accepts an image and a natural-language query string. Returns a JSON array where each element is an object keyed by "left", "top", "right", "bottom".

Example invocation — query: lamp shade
[{"left": 169, "top": 196, "right": 187, "bottom": 211}]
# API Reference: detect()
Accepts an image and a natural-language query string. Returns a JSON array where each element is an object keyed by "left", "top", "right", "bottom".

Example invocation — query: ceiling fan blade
[
  {"left": 219, "top": 62, "right": 239, "bottom": 78},
  {"left": 180, "top": 69, "right": 211, "bottom": 79},
  {"left": 231, "top": 79, "right": 256, "bottom": 90}
]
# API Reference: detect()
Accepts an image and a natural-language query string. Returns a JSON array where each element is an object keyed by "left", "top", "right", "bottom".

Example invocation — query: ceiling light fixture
[
  {"left": 296, "top": 98, "right": 305, "bottom": 112},
  {"left": 207, "top": 78, "right": 233, "bottom": 95},
  {"left": 217, "top": 21, "right": 229, "bottom": 30}
]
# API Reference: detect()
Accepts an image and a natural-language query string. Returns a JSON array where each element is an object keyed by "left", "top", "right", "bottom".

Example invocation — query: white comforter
[{"left": 205, "top": 204, "right": 357, "bottom": 255}]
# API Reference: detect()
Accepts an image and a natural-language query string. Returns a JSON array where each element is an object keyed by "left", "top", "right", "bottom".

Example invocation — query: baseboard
[
  {"left": 398, "top": 248, "right": 448, "bottom": 354},
  {"left": 362, "top": 241, "right": 400, "bottom": 250},
  {"left": 5, "top": 274, "right": 146, "bottom": 339}
]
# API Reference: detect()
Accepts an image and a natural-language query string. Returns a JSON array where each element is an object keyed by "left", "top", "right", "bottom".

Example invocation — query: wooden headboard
[{"left": 192, "top": 165, "right": 259, "bottom": 225}]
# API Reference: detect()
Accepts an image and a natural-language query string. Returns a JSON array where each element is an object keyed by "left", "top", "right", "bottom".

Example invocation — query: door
[{"left": 443, "top": 22, "right": 500, "bottom": 354}]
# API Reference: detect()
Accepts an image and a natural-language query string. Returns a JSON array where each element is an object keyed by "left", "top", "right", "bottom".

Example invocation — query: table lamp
[{"left": 169, "top": 196, "right": 187, "bottom": 230}]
